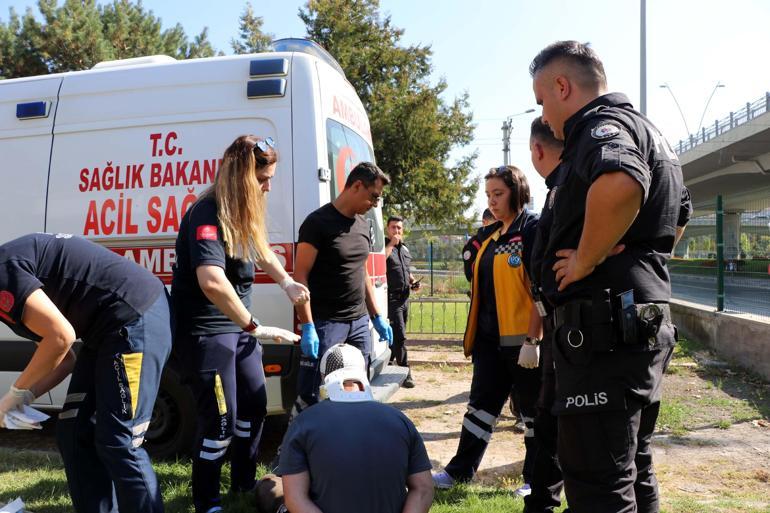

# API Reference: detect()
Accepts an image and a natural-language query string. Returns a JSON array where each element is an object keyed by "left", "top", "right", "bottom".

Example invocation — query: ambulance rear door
[{"left": 0, "top": 75, "right": 62, "bottom": 405}]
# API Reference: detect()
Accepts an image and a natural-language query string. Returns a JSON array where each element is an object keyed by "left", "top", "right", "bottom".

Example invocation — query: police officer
[
  {"left": 522, "top": 116, "right": 567, "bottom": 513},
  {"left": 530, "top": 41, "right": 688, "bottom": 513},
  {"left": 385, "top": 215, "right": 420, "bottom": 388},
  {"left": 0, "top": 233, "right": 171, "bottom": 513}
]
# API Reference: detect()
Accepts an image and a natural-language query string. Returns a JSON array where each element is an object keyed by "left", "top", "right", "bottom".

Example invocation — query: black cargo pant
[
  {"left": 388, "top": 292, "right": 410, "bottom": 369},
  {"left": 524, "top": 319, "right": 565, "bottom": 513},
  {"left": 445, "top": 338, "right": 541, "bottom": 482},
  {"left": 552, "top": 307, "right": 676, "bottom": 513}
]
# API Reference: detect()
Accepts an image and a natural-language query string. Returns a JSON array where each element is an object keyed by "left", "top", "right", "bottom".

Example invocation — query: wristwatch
[
  {"left": 242, "top": 316, "right": 259, "bottom": 332},
  {"left": 524, "top": 336, "right": 541, "bottom": 346}
]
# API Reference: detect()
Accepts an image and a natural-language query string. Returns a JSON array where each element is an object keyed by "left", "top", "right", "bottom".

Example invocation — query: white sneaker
[
  {"left": 431, "top": 469, "right": 456, "bottom": 489},
  {"left": 514, "top": 483, "right": 532, "bottom": 497}
]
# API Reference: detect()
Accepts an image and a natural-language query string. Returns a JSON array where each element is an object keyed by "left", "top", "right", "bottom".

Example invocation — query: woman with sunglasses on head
[
  {"left": 172, "top": 135, "right": 304, "bottom": 513},
  {"left": 432, "top": 165, "right": 543, "bottom": 495}
]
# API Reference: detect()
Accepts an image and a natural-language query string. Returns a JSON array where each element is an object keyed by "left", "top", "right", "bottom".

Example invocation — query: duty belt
[{"left": 553, "top": 299, "right": 671, "bottom": 352}]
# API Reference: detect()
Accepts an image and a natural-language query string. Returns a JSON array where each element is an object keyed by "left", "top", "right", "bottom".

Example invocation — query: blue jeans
[
  {"left": 293, "top": 314, "right": 371, "bottom": 414},
  {"left": 57, "top": 291, "right": 172, "bottom": 513}
]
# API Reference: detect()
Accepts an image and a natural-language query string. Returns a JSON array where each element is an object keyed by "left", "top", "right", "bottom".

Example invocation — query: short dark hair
[
  {"left": 481, "top": 208, "right": 495, "bottom": 221},
  {"left": 529, "top": 40, "right": 607, "bottom": 89},
  {"left": 387, "top": 216, "right": 403, "bottom": 225},
  {"left": 345, "top": 161, "right": 391, "bottom": 188},
  {"left": 530, "top": 116, "right": 563, "bottom": 150},
  {"left": 484, "top": 165, "right": 531, "bottom": 212}
]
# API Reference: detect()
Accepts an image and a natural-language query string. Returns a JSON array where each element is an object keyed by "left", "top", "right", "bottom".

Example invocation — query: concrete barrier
[{"left": 671, "top": 298, "right": 770, "bottom": 380}]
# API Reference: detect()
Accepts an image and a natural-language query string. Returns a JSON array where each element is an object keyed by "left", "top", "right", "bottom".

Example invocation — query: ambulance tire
[{"left": 143, "top": 367, "right": 197, "bottom": 460}]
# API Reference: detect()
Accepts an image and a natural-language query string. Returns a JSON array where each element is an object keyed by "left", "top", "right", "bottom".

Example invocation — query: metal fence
[
  {"left": 405, "top": 235, "right": 471, "bottom": 336},
  {"left": 673, "top": 92, "right": 770, "bottom": 155},
  {"left": 671, "top": 194, "right": 770, "bottom": 319}
]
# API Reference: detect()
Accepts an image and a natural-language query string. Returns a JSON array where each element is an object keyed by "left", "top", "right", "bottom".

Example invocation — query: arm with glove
[
  {"left": 256, "top": 248, "right": 310, "bottom": 306},
  {"left": 293, "top": 243, "right": 320, "bottom": 359},
  {"left": 1, "top": 289, "right": 77, "bottom": 428},
  {"left": 196, "top": 265, "right": 299, "bottom": 344},
  {"left": 364, "top": 269, "right": 392, "bottom": 345}
]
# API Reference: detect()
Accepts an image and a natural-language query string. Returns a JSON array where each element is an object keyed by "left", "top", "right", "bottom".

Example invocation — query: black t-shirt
[
  {"left": 530, "top": 164, "right": 568, "bottom": 310},
  {"left": 277, "top": 400, "right": 432, "bottom": 513},
  {"left": 0, "top": 233, "right": 163, "bottom": 345},
  {"left": 385, "top": 238, "right": 412, "bottom": 296},
  {"left": 298, "top": 203, "right": 370, "bottom": 321},
  {"left": 541, "top": 92, "right": 685, "bottom": 306},
  {"left": 172, "top": 196, "right": 255, "bottom": 335},
  {"left": 476, "top": 212, "right": 538, "bottom": 340}
]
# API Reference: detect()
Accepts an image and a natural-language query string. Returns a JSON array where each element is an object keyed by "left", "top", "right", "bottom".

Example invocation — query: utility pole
[
  {"left": 501, "top": 118, "right": 512, "bottom": 166},
  {"left": 500, "top": 109, "right": 534, "bottom": 165},
  {"left": 640, "top": 0, "right": 647, "bottom": 115}
]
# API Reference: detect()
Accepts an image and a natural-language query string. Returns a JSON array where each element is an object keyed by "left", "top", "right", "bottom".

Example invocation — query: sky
[{"left": 3, "top": 0, "right": 770, "bottom": 218}]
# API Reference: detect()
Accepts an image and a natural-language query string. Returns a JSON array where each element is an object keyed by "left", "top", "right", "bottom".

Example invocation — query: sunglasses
[{"left": 254, "top": 137, "right": 275, "bottom": 154}]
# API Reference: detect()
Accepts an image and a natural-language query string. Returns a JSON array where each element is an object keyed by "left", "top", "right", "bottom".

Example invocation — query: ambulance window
[{"left": 326, "top": 119, "right": 384, "bottom": 252}]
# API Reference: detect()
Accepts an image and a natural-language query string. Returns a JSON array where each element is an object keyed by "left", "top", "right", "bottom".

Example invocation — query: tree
[
  {"left": 299, "top": 0, "right": 477, "bottom": 227},
  {"left": 0, "top": 0, "right": 216, "bottom": 79},
  {"left": 231, "top": 2, "right": 273, "bottom": 54}
]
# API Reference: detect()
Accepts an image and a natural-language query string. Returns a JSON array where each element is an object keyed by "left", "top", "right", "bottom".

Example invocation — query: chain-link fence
[{"left": 672, "top": 194, "right": 770, "bottom": 319}]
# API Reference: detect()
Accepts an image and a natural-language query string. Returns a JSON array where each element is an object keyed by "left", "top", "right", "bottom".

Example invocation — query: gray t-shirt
[{"left": 277, "top": 400, "right": 432, "bottom": 513}]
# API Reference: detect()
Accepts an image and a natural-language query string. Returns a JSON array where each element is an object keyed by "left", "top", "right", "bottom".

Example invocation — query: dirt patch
[{"left": 391, "top": 342, "right": 770, "bottom": 503}]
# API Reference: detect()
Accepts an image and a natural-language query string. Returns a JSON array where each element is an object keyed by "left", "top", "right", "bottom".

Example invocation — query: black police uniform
[
  {"left": 385, "top": 237, "right": 413, "bottom": 375},
  {"left": 541, "top": 93, "right": 684, "bottom": 513},
  {"left": 524, "top": 164, "right": 568, "bottom": 513}
]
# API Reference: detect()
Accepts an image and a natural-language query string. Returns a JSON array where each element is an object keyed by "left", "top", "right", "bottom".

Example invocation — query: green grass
[
  {"left": 407, "top": 296, "right": 469, "bottom": 335},
  {"left": 0, "top": 449, "right": 267, "bottom": 513}
]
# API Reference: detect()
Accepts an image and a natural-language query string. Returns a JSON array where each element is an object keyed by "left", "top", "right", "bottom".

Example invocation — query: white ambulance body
[{"left": 0, "top": 39, "right": 402, "bottom": 456}]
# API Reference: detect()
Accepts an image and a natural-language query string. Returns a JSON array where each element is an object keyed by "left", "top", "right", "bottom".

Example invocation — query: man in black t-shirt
[
  {"left": 292, "top": 162, "right": 393, "bottom": 415},
  {"left": 278, "top": 344, "right": 433, "bottom": 513},
  {"left": 0, "top": 233, "right": 170, "bottom": 513},
  {"left": 530, "top": 41, "right": 687, "bottom": 513},
  {"left": 385, "top": 215, "right": 420, "bottom": 388}
]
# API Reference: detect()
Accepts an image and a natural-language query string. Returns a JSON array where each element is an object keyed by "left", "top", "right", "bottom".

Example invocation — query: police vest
[{"left": 463, "top": 226, "right": 534, "bottom": 357}]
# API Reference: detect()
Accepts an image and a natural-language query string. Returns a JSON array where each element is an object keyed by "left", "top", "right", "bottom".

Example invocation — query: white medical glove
[
  {"left": 280, "top": 277, "right": 310, "bottom": 305},
  {"left": 250, "top": 325, "right": 301, "bottom": 344},
  {"left": 518, "top": 342, "right": 540, "bottom": 369},
  {"left": 0, "top": 386, "right": 35, "bottom": 428}
]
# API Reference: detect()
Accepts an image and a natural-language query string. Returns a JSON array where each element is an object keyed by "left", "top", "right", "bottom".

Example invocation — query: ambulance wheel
[{"left": 144, "top": 368, "right": 196, "bottom": 459}]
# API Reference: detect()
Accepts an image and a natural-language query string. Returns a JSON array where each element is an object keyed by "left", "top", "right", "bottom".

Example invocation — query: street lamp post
[
  {"left": 697, "top": 82, "right": 726, "bottom": 134},
  {"left": 501, "top": 108, "right": 535, "bottom": 165},
  {"left": 659, "top": 83, "right": 690, "bottom": 136}
]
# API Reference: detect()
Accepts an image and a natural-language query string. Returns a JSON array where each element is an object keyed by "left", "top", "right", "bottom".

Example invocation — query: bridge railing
[{"left": 674, "top": 92, "right": 770, "bottom": 155}]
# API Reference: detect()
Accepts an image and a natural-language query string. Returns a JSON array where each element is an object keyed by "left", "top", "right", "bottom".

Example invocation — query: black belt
[
  {"left": 388, "top": 289, "right": 410, "bottom": 301},
  {"left": 553, "top": 299, "right": 671, "bottom": 352}
]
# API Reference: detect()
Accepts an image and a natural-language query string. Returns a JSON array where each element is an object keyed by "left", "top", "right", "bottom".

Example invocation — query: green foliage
[
  {"left": 231, "top": 2, "right": 273, "bottom": 54},
  {"left": 299, "top": 0, "right": 478, "bottom": 228},
  {"left": 0, "top": 0, "right": 217, "bottom": 79}
]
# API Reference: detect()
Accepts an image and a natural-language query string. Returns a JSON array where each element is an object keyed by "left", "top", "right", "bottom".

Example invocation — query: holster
[{"left": 553, "top": 289, "right": 675, "bottom": 358}]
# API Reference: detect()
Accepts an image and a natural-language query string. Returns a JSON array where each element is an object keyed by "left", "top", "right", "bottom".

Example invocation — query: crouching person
[
  {"left": 0, "top": 233, "right": 171, "bottom": 513},
  {"left": 277, "top": 344, "right": 434, "bottom": 513}
]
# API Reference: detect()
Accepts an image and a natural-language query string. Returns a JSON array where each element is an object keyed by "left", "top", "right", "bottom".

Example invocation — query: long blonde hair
[{"left": 201, "top": 135, "right": 277, "bottom": 262}]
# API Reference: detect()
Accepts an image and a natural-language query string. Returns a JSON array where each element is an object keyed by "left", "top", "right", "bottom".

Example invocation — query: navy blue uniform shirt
[
  {"left": 0, "top": 233, "right": 163, "bottom": 345},
  {"left": 172, "top": 195, "right": 255, "bottom": 335}
]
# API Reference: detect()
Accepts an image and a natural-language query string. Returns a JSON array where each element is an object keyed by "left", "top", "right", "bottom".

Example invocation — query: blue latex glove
[
  {"left": 372, "top": 314, "right": 393, "bottom": 346},
  {"left": 300, "top": 323, "right": 319, "bottom": 359}
]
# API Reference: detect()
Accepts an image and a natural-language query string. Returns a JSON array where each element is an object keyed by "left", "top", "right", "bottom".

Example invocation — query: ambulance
[{"left": 0, "top": 39, "right": 404, "bottom": 457}]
